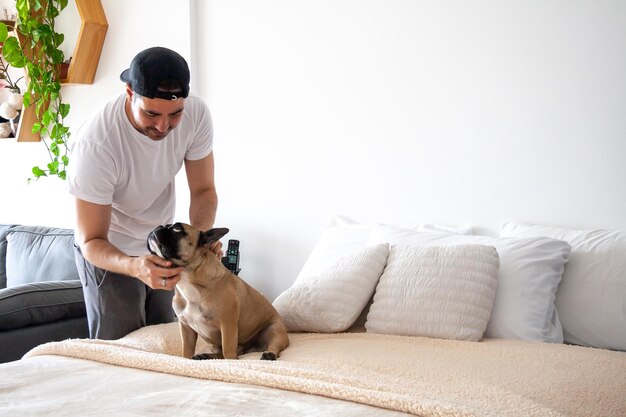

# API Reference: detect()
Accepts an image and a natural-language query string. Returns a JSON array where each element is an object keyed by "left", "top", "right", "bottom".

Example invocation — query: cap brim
[{"left": 120, "top": 68, "right": 131, "bottom": 83}]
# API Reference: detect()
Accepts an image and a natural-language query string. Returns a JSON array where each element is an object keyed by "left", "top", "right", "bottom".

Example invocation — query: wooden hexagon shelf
[
  {"left": 17, "top": 0, "right": 108, "bottom": 142},
  {"left": 63, "top": 0, "right": 108, "bottom": 84}
]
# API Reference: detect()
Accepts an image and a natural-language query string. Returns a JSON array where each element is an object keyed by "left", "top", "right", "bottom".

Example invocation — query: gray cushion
[
  {"left": 0, "top": 280, "right": 86, "bottom": 331},
  {"left": 0, "top": 224, "right": 11, "bottom": 289},
  {"left": 5, "top": 225, "right": 78, "bottom": 287},
  {"left": 0, "top": 317, "right": 89, "bottom": 363}
]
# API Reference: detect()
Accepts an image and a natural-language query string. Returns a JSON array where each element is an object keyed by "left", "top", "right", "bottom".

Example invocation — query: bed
[{"left": 1, "top": 219, "right": 625, "bottom": 417}]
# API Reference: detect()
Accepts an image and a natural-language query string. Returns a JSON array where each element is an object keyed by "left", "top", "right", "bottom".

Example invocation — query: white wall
[
  {"left": 197, "top": 0, "right": 626, "bottom": 298},
  {"left": 1, "top": 1, "right": 625, "bottom": 301}
]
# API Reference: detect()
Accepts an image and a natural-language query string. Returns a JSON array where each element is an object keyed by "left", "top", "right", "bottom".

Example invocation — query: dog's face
[{"left": 147, "top": 223, "right": 229, "bottom": 265}]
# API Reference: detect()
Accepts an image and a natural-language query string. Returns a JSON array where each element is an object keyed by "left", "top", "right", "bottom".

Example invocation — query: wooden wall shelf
[
  {"left": 62, "top": 0, "right": 108, "bottom": 85},
  {"left": 16, "top": 0, "right": 108, "bottom": 142}
]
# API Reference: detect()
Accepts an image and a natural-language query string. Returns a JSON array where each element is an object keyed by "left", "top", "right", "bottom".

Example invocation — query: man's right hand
[
  {"left": 74, "top": 199, "right": 185, "bottom": 291},
  {"left": 132, "top": 255, "right": 184, "bottom": 290}
]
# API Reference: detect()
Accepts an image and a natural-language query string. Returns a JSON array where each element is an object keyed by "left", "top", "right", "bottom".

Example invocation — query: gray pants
[{"left": 74, "top": 244, "right": 175, "bottom": 340}]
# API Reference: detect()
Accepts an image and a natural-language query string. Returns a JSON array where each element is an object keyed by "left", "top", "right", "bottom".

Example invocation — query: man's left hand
[{"left": 209, "top": 240, "right": 223, "bottom": 258}]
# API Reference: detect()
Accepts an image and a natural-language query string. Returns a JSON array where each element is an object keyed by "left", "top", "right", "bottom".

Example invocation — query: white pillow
[
  {"left": 501, "top": 222, "right": 626, "bottom": 351},
  {"left": 367, "top": 224, "right": 572, "bottom": 343},
  {"left": 295, "top": 215, "right": 472, "bottom": 284},
  {"left": 273, "top": 243, "right": 389, "bottom": 332},
  {"left": 294, "top": 220, "right": 372, "bottom": 284},
  {"left": 366, "top": 244, "right": 500, "bottom": 341},
  {"left": 329, "top": 215, "right": 473, "bottom": 235}
]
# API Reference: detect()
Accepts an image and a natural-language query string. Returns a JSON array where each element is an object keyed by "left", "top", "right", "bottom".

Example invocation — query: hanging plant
[{"left": 0, "top": 0, "right": 71, "bottom": 181}]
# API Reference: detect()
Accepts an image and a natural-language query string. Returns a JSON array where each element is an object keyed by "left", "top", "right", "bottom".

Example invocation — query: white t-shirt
[{"left": 67, "top": 93, "right": 213, "bottom": 256}]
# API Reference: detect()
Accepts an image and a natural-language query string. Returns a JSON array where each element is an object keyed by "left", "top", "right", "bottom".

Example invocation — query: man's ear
[
  {"left": 199, "top": 227, "right": 229, "bottom": 247},
  {"left": 125, "top": 83, "right": 134, "bottom": 102}
]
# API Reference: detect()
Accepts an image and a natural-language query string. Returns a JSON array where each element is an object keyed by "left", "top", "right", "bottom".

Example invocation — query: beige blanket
[{"left": 25, "top": 323, "right": 626, "bottom": 417}]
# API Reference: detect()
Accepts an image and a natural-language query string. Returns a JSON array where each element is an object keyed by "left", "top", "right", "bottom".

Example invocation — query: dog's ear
[{"left": 199, "top": 227, "right": 229, "bottom": 247}]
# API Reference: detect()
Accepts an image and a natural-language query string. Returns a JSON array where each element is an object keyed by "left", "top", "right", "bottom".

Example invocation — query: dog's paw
[
  {"left": 192, "top": 352, "right": 223, "bottom": 360},
  {"left": 260, "top": 351, "right": 277, "bottom": 361},
  {"left": 192, "top": 353, "right": 210, "bottom": 360}
]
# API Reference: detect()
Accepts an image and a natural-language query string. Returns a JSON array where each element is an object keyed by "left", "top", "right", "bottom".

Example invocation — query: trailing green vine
[{"left": 0, "top": 0, "right": 70, "bottom": 181}]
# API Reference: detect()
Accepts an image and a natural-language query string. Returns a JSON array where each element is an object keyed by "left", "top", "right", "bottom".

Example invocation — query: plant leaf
[
  {"left": 0, "top": 23, "right": 8, "bottom": 43},
  {"left": 2, "top": 37, "right": 26, "bottom": 68},
  {"left": 47, "top": 160, "right": 59, "bottom": 174},
  {"left": 32, "top": 166, "right": 47, "bottom": 177},
  {"left": 59, "top": 103, "right": 70, "bottom": 118}
]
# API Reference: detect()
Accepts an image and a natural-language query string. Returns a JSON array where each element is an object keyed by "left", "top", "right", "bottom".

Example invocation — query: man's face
[{"left": 125, "top": 89, "right": 185, "bottom": 141}]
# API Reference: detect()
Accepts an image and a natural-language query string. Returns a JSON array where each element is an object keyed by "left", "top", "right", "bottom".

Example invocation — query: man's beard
[{"left": 141, "top": 126, "right": 172, "bottom": 141}]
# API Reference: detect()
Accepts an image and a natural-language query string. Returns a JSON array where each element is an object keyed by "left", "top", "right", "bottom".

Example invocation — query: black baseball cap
[{"left": 120, "top": 47, "right": 190, "bottom": 100}]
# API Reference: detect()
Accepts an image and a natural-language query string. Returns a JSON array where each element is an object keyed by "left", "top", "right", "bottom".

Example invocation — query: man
[{"left": 67, "top": 46, "right": 221, "bottom": 340}]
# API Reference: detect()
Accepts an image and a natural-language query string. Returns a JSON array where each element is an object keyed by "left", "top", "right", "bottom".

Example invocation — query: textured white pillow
[
  {"left": 366, "top": 244, "right": 500, "bottom": 341},
  {"left": 367, "top": 224, "right": 572, "bottom": 343},
  {"left": 501, "top": 222, "right": 626, "bottom": 351},
  {"left": 273, "top": 243, "right": 389, "bottom": 332}
]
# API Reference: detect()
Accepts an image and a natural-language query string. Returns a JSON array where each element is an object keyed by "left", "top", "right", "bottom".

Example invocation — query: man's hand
[
  {"left": 209, "top": 240, "right": 224, "bottom": 259},
  {"left": 132, "top": 254, "right": 184, "bottom": 290}
]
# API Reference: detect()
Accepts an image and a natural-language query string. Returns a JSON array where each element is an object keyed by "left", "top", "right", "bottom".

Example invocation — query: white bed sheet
[{"left": 0, "top": 355, "right": 410, "bottom": 417}]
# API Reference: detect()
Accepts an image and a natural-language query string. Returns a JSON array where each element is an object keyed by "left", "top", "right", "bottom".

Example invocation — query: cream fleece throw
[{"left": 25, "top": 323, "right": 626, "bottom": 417}]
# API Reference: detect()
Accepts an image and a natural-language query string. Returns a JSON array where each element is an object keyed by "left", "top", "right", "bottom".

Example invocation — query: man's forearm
[
  {"left": 79, "top": 238, "right": 138, "bottom": 278},
  {"left": 189, "top": 188, "right": 218, "bottom": 231}
]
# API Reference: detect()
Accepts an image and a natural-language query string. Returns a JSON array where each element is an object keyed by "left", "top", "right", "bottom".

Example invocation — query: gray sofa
[{"left": 0, "top": 224, "right": 88, "bottom": 363}]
